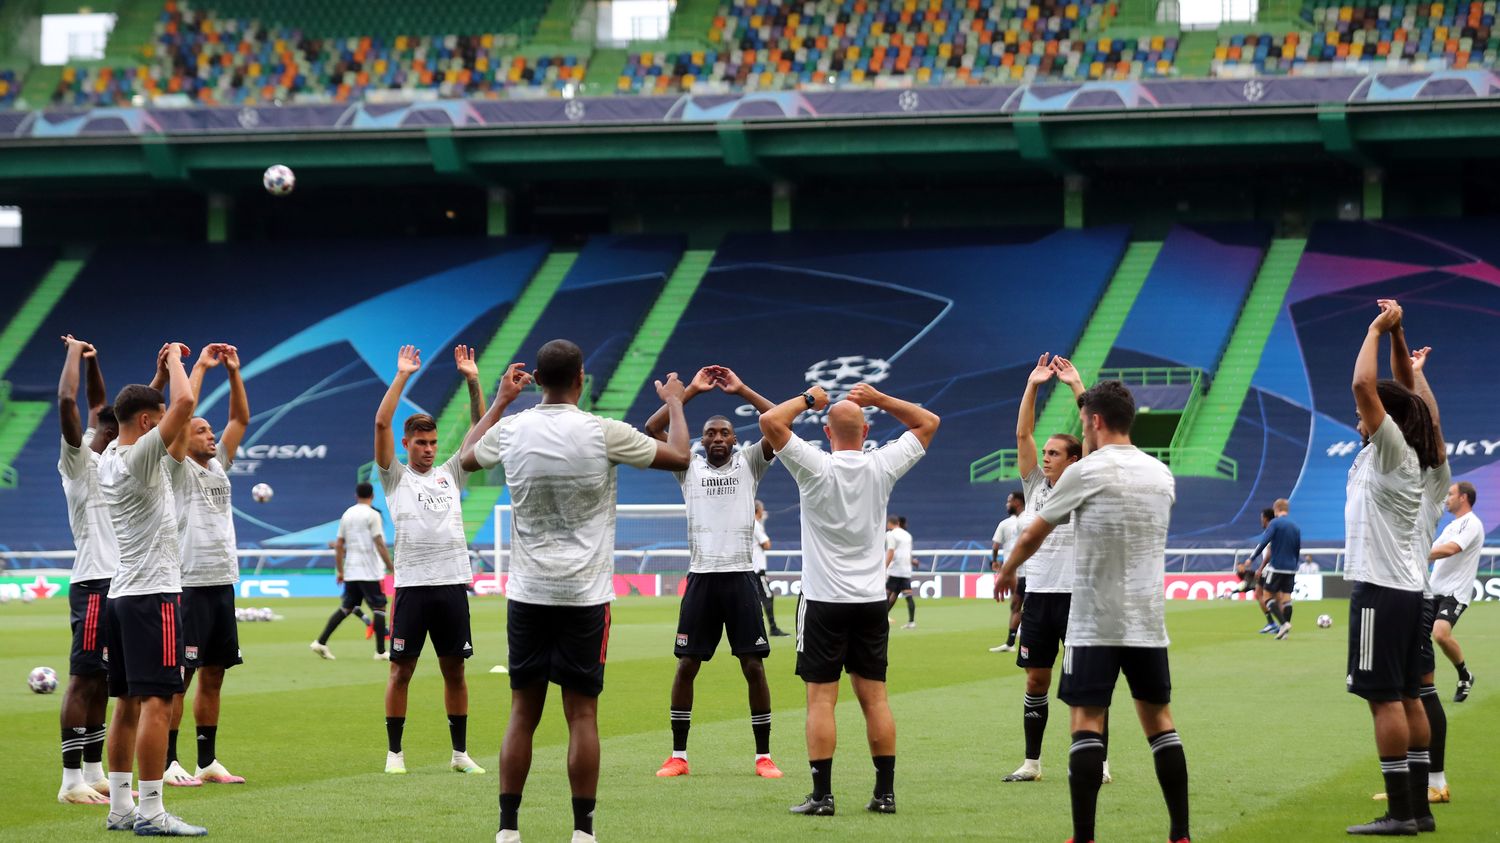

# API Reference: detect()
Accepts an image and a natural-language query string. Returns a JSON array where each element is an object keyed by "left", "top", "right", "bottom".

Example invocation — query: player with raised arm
[
  {"left": 373, "top": 344, "right": 487, "bottom": 777},
  {"left": 760, "top": 381, "right": 938, "bottom": 818},
  {"left": 752, "top": 501, "right": 787, "bottom": 636},
  {"left": 997, "top": 380, "right": 1188, "bottom": 843},
  {"left": 1251, "top": 499, "right": 1301, "bottom": 640},
  {"left": 312, "top": 483, "right": 395, "bottom": 660},
  {"left": 55, "top": 335, "right": 119, "bottom": 805},
  {"left": 642, "top": 365, "right": 784, "bottom": 780},
  {"left": 884, "top": 516, "right": 915, "bottom": 629},
  {"left": 994, "top": 353, "right": 1088, "bottom": 785},
  {"left": 1341, "top": 301, "right": 1442, "bottom": 836},
  {"left": 989, "top": 491, "right": 1023, "bottom": 653},
  {"left": 160, "top": 343, "right": 250, "bottom": 788},
  {"left": 97, "top": 342, "right": 206, "bottom": 836},
  {"left": 460, "top": 339, "right": 691, "bottom": 843}
]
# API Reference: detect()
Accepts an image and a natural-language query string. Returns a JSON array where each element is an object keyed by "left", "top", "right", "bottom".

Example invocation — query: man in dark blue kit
[{"left": 1251, "top": 499, "right": 1301, "bottom": 640}]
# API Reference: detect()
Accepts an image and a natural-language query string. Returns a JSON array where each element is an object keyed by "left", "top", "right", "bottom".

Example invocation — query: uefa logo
[{"left": 804, "top": 356, "right": 891, "bottom": 397}]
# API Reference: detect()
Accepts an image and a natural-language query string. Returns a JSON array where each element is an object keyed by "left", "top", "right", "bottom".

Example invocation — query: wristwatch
[{"left": 802, "top": 391, "right": 816, "bottom": 409}]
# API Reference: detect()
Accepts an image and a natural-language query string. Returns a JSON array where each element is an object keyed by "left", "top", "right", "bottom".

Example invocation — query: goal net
[{"left": 493, "top": 503, "right": 689, "bottom": 576}]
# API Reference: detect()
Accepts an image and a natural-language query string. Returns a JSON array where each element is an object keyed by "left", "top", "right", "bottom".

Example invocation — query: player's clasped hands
[{"left": 497, "top": 362, "right": 532, "bottom": 402}]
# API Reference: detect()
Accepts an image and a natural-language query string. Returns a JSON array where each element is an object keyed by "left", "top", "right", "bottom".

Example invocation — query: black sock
[
  {"left": 83, "top": 724, "right": 105, "bottom": 765},
  {"left": 1407, "top": 747, "right": 1432, "bottom": 820},
  {"left": 810, "top": 757, "right": 833, "bottom": 799},
  {"left": 905, "top": 595, "right": 916, "bottom": 623},
  {"left": 196, "top": 725, "right": 217, "bottom": 769},
  {"left": 373, "top": 610, "right": 389, "bottom": 654},
  {"left": 1380, "top": 757, "right": 1413, "bottom": 821},
  {"left": 873, "top": 754, "right": 895, "bottom": 797},
  {"left": 448, "top": 714, "right": 467, "bottom": 753},
  {"left": 1149, "top": 730, "right": 1190, "bottom": 841},
  {"left": 1263, "top": 610, "right": 1276, "bottom": 626},
  {"left": 1022, "top": 693, "right": 1049, "bottom": 761},
  {"left": 1006, "top": 629, "right": 1017, "bottom": 647},
  {"left": 670, "top": 708, "right": 691, "bottom": 753},
  {"left": 1457, "top": 660, "right": 1470, "bottom": 681},
  {"left": 1283, "top": 604, "right": 1293, "bottom": 623},
  {"left": 62, "top": 727, "right": 84, "bottom": 770},
  {"left": 352, "top": 606, "right": 368, "bottom": 624},
  {"left": 386, "top": 716, "right": 405, "bottom": 754},
  {"left": 1265, "top": 601, "right": 1284, "bottom": 626},
  {"left": 318, "top": 609, "right": 347, "bottom": 645},
  {"left": 1421, "top": 685, "right": 1446, "bottom": 778},
  {"left": 1068, "top": 731, "right": 1105, "bottom": 843},
  {"left": 751, "top": 709, "right": 771, "bottom": 756},
  {"left": 167, "top": 729, "right": 179, "bottom": 765},
  {"left": 764, "top": 600, "right": 778, "bottom": 630},
  {"left": 499, "top": 792, "right": 522, "bottom": 831},
  {"left": 572, "top": 796, "right": 596, "bottom": 834}
]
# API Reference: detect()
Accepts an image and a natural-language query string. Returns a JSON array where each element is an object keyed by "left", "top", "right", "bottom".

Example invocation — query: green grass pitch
[{"left": 1, "top": 595, "right": 1496, "bottom": 841}]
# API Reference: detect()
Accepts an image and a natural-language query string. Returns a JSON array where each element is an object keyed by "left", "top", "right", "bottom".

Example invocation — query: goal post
[{"left": 493, "top": 503, "right": 689, "bottom": 576}]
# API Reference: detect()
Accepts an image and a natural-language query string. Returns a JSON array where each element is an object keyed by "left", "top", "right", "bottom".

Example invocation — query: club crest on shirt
[
  {"left": 393, "top": 638, "right": 405, "bottom": 652},
  {"left": 436, "top": 476, "right": 450, "bottom": 489},
  {"left": 676, "top": 634, "right": 689, "bottom": 648}
]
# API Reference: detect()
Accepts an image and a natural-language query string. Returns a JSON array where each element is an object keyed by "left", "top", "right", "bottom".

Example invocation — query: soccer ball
[
  {"left": 1317, "top": 614, "right": 1333, "bottom": 629},
  {"left": 28, "top": 666, "right": 58, "bottom": 694},
  {"left": 251, "top": 483, "right": 274, "bottom": 503},
  {"left": 262, "top": 164, "right": 295, "bottom": 196}
]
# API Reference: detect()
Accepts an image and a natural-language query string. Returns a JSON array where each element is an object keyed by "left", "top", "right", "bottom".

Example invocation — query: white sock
[
  {"left": 1023, "top": 758, "right": 1041, "bottom": 771},
  {"left": 671, "top": 750, "right": 688, "bottom": 760},
  {"left": 83, "top": 760, "right": 105, "bottom": 782},
  {"left": 62, "top": 766, "right": 84, "bottom": 790},
  {"left": 452, "top": 750, "right": 468, "bottom": 760},
  {"left": 108, "top": 772, "right": 133, "bottom": 814},
  {"left": 755, "top": 753, "right": 771, "bottom": 761},
  {"left": 138, "top": 779, "right": 164, "bottom": 819},
  {"left": 1430, "top": 770, "right": 1447, "bottom": 789}
]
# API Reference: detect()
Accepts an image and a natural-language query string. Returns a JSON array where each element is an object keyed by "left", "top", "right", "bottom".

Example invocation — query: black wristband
[{"left": 802, "top": 391, "right": 816, "bottom": 409}]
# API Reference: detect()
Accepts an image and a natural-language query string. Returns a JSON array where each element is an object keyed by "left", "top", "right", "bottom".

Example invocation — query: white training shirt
[
  {"left": 337, "top": 502, "right": 387, "bottom": 582},
  {"left": 59, "top": 430, "right": 119, "bottom": 584},
  {"left": 1343, "top": 416, "right": 1424, "bottom": 592},
  {"left": 176, "top": 456, "right": 239, "bottom": 587},
  {"left": 752, "top": 520, "right": 770, "bottom": 572},
  {"left": 1431, "top": 511, "right": 1486, "bottom": 603},
  {"left": 673, "top": 444, "right": 772, "bottom": 574},
  {"left": 776, "top": 431, "right": 926, "bottom": 603},
  {"left": 1037, "top": 444, "right": 1175, "bottom": 648},
  {"left": 885, "top": 526, "right": 913, "bottom": 578},
  {"left": 991, "top": 514, "right": 1020, "bottom": 573},
  {"left": 473, "top": 403, "right": 658, "bottom": 606},
  {"left": 1021, "top": 465, "right": 1077, "bottom": 593},
  {"left": 376, "top": 452, "right": 471, "bottom": 588},
  {"left": 98, "top": 427, "right": 184, "bottom": 597}
]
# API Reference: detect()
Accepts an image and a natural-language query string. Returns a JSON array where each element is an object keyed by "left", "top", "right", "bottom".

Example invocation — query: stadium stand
[{"left": 0, "top": 69, "right": 19, "bottom": 107}]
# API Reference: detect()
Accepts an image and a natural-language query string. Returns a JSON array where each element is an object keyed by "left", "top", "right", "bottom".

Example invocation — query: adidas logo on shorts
[{"left": 755, "top": 636, "right": 767, "bottom": 646}]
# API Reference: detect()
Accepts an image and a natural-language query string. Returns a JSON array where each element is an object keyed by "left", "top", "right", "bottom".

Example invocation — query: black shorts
[
  {"left": 341, "top": 580, "right": 388, "bottom": 611},
  {"left": 1419, "top": 597, "right": 1438, "bottom": 676},
  {"left": 507, "top": 600, "right": 611, "bottom": 697},
  {"left": 795, "top": 598, "right": 889, "bottom": 684},
  {"left": 106, "top": 593, "right": 185, "bottom": 699},
  {"left": 756, "top": 571, "right": 774, "bottom": 600},
  {"left": 675, "top": 572, "right": 770, "bottom": 661},
  {"left": 1264, "top": 572, "right": 1296, "bottom": 595},
  {"left": 885, "top": 576, "right": 912, "bottom": 594},
  {"left": 1432, "top": 595, "right": 1468, "bottom": 630},
  {"left": 1347, "top": 582, "right": 1424, "bottom": 702},
  {"left": 69, "top": 578, "right": 111, "bottom": 677},
  {"left": 390, "top": 584, "right": 473, "bottom": 661},
  {"left": 1010, "top": 576, "right": 1027, "bottom": 607},
  {"left": 1059, "top": 645, "right": 1172, "bottom": 708},
  {"left": 1017, "top": 592, "right": 1071, "bottom": 669},
  {"left": 182, "top": 585, "right": 243, "bottom": 670}
]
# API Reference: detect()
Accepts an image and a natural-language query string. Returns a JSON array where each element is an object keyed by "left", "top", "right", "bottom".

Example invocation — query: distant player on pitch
[
  {"left": 460, "top": 339, "right": 692, "bottom": 843},
  {"left": 752, "top": 500, "right": 787, "bottom": 636},
  {"left": 373, "top": 344, "right": 488, "bottom": 776},
  {"left": 1250, "top": 498, "right": 1301, "bottom": 640},
  {"left": 311, "top": 482, "right": 394, "bottom": 660},
  {"left": 884, "top": 516, "right": 916, "bottom": 629},
  {"left": 760, "top": 380, "right": 938, "bottom": 817},
  {"left": 642, "top": 365, "right": 783, "bottom": 780},
  {"left": 998, "top": 380, "right": 1189, "bottom": 843},
  {"left": 988, "top": 490, "right": 1023, "bottom": 653}
]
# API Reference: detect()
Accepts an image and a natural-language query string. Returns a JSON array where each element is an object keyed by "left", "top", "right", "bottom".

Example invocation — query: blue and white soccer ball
[
  {"left": 1316, "top": 614, "right": 1333, "bottom": 629},
  {"left": 28, "top": 666, "right": 58, "bottom": 694},
  {"left": 251, "top": 482, "right": 274, "bottom": 503},
  {"left": 262, "top": 164, "right": 295, "bottom": 196}
]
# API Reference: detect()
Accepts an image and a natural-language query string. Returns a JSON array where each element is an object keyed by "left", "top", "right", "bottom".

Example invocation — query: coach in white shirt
[{"left": 759, "top": 381, "right": 938, "bottom": 818}]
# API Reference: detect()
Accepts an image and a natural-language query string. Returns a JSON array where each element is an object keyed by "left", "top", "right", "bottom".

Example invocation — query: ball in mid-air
[
  {"left": 262, "top": 164, "right": 295, "bottom": 196},
  {"left": 28, "top": 666, "right": 58, "bottom": 694},
  {"left": 251, "top": 482, "right": 274, "bottom": 503},
  {"left": 1316, "top": 614, "right": 1333, "bottom": 629}
]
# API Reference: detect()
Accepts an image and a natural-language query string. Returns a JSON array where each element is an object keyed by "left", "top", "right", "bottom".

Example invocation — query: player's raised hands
[
  {"left": 1051, "top": 355, "right": 1083, "bottom": 389},
  {"left": 1411, "top": 346, "right": 1431, "bottom": 372},
  {"left": 166, "top": 342, "right": 192, "bottom": 361},
  {"left": 689, "top": 366, "right": 718, "bottom": 394},
  {"left": 655, "top": 372, "right": 686, "bottom": 403},
  {"left": 60, "top": 334, "right": 96, "bottom": 357},
  {"left": 805, "top": 385, "right": 831, "bottom": 411},
  {"left": 396, "top": 345, "right": 421, "bottom": 374},
  {"left": 712, "top": 365, "right": 747, "bottom": 395},
  {"left": 1371, "top": 300, "right": 1402, "bottom": 334},
  {"left": 1028, "top": 353, "right": 1055, "bottom": 386},
  {"left": 497, "top": 362, "right": 533, "bottom": 403},
  {"left": 453, "top": 345, "right": 479, "bottom": 380},
  {"left": 846, "top": 383, "right": 882, "bottom": 408},
  {"left": 222, "top": 345, "right": 241, "bottom": 372},
  {"left": 197, "top": 343, "right": 228, "bottom": 369}
]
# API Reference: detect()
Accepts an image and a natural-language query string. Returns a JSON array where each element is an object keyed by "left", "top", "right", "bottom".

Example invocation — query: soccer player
[
  {"left": 373, "top": 344, "right": 488, "bottom": 776},
  {"left": 97, "top": 342, "right": 206, "bottom": 835},
  {"left": 161, "top": 343, "right": 250, "bottom": 788},
  {"left": 458, "top": 339, "right": 692, "bottom": 843},
  {"left": 311, "top": 482, "right": 394, "bottom": 660},
  {"left": 1342, "top": 301, "right": 1442, "bottom": 836},
  {"left": 759, "top": 380, "right": 938, "bottom": 817},
  {"left": 885, "top": 516, "right": 915, "bottom": 629},
  {"left": 994, "top": 352, "right": 1086, "bottom": 784},
  {"left": 1431, "top": 482, "right": 1482, "bottom": 705},
  {"left": 1251, "top": 499, "right": 1301, "bottom": 640},
  {"left": 55, "top": 335, "right": 119, "bottom": 805},
  {"left": 752, "top": 500, "right": 787, "bottom": 637},
  {"left": 642, "top": 365, "right": 783, "bottom": 780},
  {"left": 997, "top": 380, "right": 1189, "bottom": 843},
  {"left": 988, "top": 490, "right": 1023, "bottom": 653}
]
